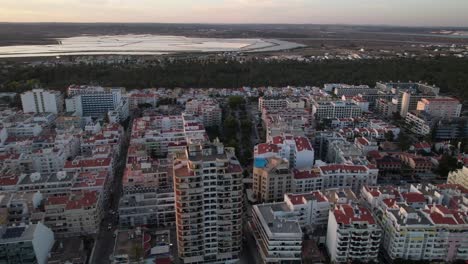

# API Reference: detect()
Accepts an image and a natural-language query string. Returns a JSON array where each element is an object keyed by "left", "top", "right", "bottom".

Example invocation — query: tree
[
  {"left": 385, "top": 130, "right": 395, "bottom": 142},
  {"left": 436, "top": 153, "right": 462, "bottom": 177},
  {"left": 398, "top": 132, "right": 413, "bottom": 151},
  {"left": 227, "top": 95, "right": 245, "bottom": 109}
]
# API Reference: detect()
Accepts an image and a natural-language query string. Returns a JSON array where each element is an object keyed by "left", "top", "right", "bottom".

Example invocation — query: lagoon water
[{"left": 0, "top": 34, "right": 304, "bottom": 58}]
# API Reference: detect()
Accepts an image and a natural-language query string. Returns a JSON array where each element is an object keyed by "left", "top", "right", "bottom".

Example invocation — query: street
[{"left": 90, "top": 118, "right": 132, "bottom": 264}]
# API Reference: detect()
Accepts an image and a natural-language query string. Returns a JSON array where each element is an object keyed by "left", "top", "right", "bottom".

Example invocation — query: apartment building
[
  {"left": 250, "top": 203, "right": 302, "bottom": 264},
  {"left": 262, "top": 108, "right": 313, "bottom": 139},
  {"left": 376, "top": 98, "right": 399, "bottom": 117},
  {"left": 258, "top": 96, "right": 288, "bottom": 111},
  {"left": 362, "top": 184, "right": 468, "bottom": 262},
  {"left": 292, "top": 164, "right": 378, "bottom": 194},
  {"left": 326, "top": 204, "right": 381, "bottom": 263},
  {"left": 118, "top": 152, "right": 175, "bottom": 227},
  {"left": 253, "top": 157, "right": 292, "bottom": 203},
  {"left": 284, "top": 188, "right": 357, "bottom": 228},
  {"left": 447, "top": 166, "right": 468, "bottom": 189},
  {"left": 130, "top": 115, "right": 207, "bottom": 158},
  {"left": 44, "top": 190, "right": 103, "bottom": 237},
  {"left": 0, "top": 223, "right": 54, "bottom": 264},
  {"left": 312, "top": 100, "right": 362, "bottom": 119},
  {"left": 398, "top": 153, "right": 433, "bottom": 175},
  {"left": 331, "top": 84, "right": 377, "bottom": 97},
  {"left": 173, "top": 140, "right": 243, "bottom": 263},
  {"left": 21, "top": 89, "right": 64, "bottom": 114},
  {"left": 65, "top": 85, "right": 128, "bottom": 118},
  {"left": 185, "top": 99, "right": 222, "bottom": 127},
  {"left": 127, "top": 91, "right": 159, "bottom": 109},
  {"left": 17, "top": 171, "right": 75, "bottom": 196},
  {"left": 254, "top": 134, "right": 314, "bottom": 170},
  {"left": 376, "top": 82, "right": 439, "bottom": 117},
  {"left": 405, "top": 111, "right": 435, "bottom": 136},
  {"left": 0, "top": 191, "right": 45, "bottom": 225},
  {"left": 416, "top": 97, "right": 462, "bottom": 118}
]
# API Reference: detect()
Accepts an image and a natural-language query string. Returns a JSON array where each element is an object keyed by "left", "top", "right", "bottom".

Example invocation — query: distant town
[{"left": 0, "top": 81, "right": 467, "bottom": 264}]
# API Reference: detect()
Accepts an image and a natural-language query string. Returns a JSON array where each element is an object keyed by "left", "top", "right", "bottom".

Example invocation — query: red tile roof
[
  {"left": 65, "top": 191, "right": 99, "bottom": 210},
  {"left": 65, "top": 158, "right": 112, "bottom": 169},
  {"left": 293, "top": 169, "right": 319, "bottom": 179},
  {"left": 272, "top": 136, "right": 284, "bottom": 144},
  {"left": 333, "top": 204, "right": 375, "bottom": 225},
  {"left": 294, "top": 136, "right": 312, "bottom": 151},
  {"left": 287, "top": 194, "right": 305, "bottom": 205},
  {"left": 256, "top": 143, "right": 279, "bottom": 154},
  {"left": 0, "top": 176, "right": 19, "bottom": 186},
  {"left": 401, "top": 192, "right": 426, "bottom": 203}
]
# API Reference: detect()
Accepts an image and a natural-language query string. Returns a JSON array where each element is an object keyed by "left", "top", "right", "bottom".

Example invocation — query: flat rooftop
[{"left": 255, "top": 203, "right": 302, "bottom": 236}]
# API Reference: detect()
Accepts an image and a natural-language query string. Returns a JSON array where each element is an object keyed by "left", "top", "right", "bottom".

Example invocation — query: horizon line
[{"left": 0, "top": 21, "right": 468, "bottom": 29}]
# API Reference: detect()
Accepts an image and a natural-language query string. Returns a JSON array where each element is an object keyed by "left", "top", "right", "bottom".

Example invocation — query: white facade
[
  {"left": 312, "top": 100, "right": 362, "bottom": 119},
  {"left": 326, "top": 204, "right": 381, "bottom": 263},
  {"left": 416, "top": 97, "right": 462, "bottom": 118},
  {"left": 405, "top": 111, "right": 433, "bottom": 136},
  {"left": 66, "top": 87, "right": 125, "bottom": 117},
  {"left": 447, "top": 166, "right": 468, "bottom": 189},
  {"left": 293, "top": 164, "right": 378, "bottom": 194},
  {"left": 251, "top": 203, "right": 303, "bottom": 264},
  {"left": 0, "top": 223, "right": 55, "bottom": 264},
  {"left": 21, "top": 89, "right": 64, "bottom": 114}
]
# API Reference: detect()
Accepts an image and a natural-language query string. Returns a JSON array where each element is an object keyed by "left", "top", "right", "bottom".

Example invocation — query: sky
[{"left": 1, "top": 0, "right": 468, "bottom": 27}]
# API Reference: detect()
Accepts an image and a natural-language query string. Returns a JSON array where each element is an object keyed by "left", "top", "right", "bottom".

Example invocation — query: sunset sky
[{"left": 1, "top": 0, "right": 467, "bottom": 27}]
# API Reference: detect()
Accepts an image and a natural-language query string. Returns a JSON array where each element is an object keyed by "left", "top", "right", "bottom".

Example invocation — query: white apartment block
[
  {"left": 173, "top": 141, "right": 243, "bottom": 263},
  {"left": 376, "top": 98, "right": 399, "bottom": 117},
  {"left": 362, "top": 184, "right": 468, "bottom": 262},
  {"left": 250, "top": 203, "right": 303, "bottom": 264},
  {"left": 30, "top": 148, "right": 66, "bottom": 174},
  {"left": 259, "top": 96, "right": 288, "bottom": 111},
  {"left": 292, "top": 164, "right": 378, "bottom": 194},
  {"left": 330, "top": 84, "right": 377, "bottom": 97},
  {"left": 65, "top": 86, "right": 126, "bottom": 118},
  {"left": 284, "top": 188, "right": 357, "bottom": 228},
  {"left": 21, "top": 89, "right": 64, "bottom": 114},
  {"left": 326, "top": 204, "right": 381, "bottom": 263},
  {"left": 447, "top": 166, "right": 468, "bottom": 190},
  {"left": 0, "top": 223, "right": 55, "bottom": 264},
  {"left": 416, "top": 97, "right": 462, "bottom": 118},
  {"left": 405, "top": 111, "right": 434, "bottom": 136},
  {"left": 312, "top": 101, "right": 362, "bottom": 119}
]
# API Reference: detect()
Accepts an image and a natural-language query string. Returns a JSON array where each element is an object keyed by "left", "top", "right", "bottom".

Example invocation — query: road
[{"left": 90, "top": 117, "right": 132, "bottom": 264}]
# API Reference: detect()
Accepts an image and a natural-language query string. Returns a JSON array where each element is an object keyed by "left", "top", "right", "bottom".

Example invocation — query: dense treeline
[{"left": 1, "top": 57, "right": 468, "bottom": 103}]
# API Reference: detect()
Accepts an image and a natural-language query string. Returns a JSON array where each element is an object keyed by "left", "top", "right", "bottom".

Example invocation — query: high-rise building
[
  {"left": 416, "top": 97, "right": 462, "bottom": 118},
  {"left": 21, "top": 89, "right": 64, "bottom": 114},
  {"left": 250, "top": 203, "right": 303, "bottom": 264},
  {"left": 253, "top": 157, "right": 292, "bottom": 203},
  {"left": 326, "top": 204, "right": 381, "bottom": 263},
  {"left": 173, "top": 140, "right": 243, "bottom": 263},
  {"left": 65, "top": 85, "right": 127, "bottom": 118}
]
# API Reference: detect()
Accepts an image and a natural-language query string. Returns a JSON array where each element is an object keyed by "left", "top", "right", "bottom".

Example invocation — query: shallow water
[{"left": 0, "top": 34, "right": 304, "bottom": 58}]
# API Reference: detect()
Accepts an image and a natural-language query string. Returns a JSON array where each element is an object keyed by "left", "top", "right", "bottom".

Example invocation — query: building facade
[
  {"left": 21, "top": 89, "right": 64, "bottom": 114},
  {"left": 173, "top": 141, "right": 243, "bottom": 263}
]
